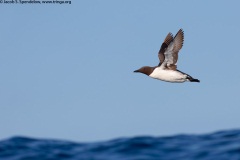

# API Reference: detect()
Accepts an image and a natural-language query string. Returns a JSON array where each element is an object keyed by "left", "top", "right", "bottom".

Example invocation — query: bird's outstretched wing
[
  {"left": 158, "top": 32, "right": 173, "bottom": 66},
  {"left": 160, "top": 29, "right": 184, "bottom": 70}
]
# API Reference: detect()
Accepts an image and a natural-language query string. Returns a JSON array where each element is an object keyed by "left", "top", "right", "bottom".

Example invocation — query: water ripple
[{"left": 1, "top": 129, "right": 240, "bottom": 160}]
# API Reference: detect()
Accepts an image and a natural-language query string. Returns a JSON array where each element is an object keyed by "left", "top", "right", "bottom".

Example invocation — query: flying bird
[{"left": 134, "top": 29, "right": 200, "bottom": 83}]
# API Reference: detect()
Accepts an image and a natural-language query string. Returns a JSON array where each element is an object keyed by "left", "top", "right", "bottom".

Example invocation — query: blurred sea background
[{"left": 1, "top": 129, "right": 240, "bottom": 160}]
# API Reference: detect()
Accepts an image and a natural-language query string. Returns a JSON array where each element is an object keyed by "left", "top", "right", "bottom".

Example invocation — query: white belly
[{"left": 149, "top": 68, "right": 187, "bottom": 83}]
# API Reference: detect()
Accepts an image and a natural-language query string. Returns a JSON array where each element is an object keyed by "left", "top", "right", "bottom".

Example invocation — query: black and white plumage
[{"left": 134, "top": 29, "right": 200, "bottom": 83}]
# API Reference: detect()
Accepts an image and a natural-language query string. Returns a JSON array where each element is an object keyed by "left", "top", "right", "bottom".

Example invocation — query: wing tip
[
  {"left": 175, "top": 28, "right": 184, "bottom": 46},
  {"left": 163, "top": 32, "right": 174, "bottom": 45},
  {"left": 176, "top": 28, "right": 184, "bottom": 38}
]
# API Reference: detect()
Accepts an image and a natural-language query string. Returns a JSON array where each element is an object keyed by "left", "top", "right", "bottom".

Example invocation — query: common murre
[{"left": 134, "top": 29, "right": 200, "bottom": 83}]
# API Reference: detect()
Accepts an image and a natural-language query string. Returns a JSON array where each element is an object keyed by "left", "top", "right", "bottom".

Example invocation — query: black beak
[{"left": 134, "top": 70, "right": 139, "bottom": 73}]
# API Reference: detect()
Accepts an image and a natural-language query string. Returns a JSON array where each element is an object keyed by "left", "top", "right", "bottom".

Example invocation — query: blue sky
[{"left": 0, "top": 1, "right": 240, "bottom": 142}]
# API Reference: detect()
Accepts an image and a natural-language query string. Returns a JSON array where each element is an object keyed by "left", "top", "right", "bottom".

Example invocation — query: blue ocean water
[{"left": 0, "top": 129, "right": 240, "bottom": 160}]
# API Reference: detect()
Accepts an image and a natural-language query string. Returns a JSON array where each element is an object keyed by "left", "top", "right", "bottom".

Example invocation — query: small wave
[{"left": 0, "top": 129, "right": 240, "bottom": 160}]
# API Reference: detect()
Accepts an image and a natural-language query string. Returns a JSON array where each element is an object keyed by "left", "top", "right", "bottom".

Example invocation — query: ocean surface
[{"left": 0, "top": 129, "right": 240, "bottom": 160}]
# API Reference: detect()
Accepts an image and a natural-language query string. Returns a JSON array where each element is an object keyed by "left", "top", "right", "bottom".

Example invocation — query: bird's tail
[{"left": 187, "top": 75, "right": 200, "bottom": 82}]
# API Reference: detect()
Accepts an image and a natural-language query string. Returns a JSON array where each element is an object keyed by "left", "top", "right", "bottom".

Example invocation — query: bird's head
[{"left": 134, "top": 66, "right": 154, "bottom": 76}]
